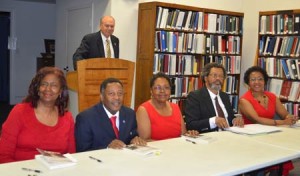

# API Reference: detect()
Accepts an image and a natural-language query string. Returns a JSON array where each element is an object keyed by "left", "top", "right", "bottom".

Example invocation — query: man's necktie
[
  {"left": 215, "top": 97, "right": 225, "bottom": 118},
  {"left": 106, "top": 39, "right": 111, "bottom": 58},
  {"left": 110, "top": 116, "right": 119, "bottom": 138}
]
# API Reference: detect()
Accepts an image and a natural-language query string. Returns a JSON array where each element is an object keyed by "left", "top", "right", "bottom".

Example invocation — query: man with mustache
[
  {"left": 184, "top": 63, "right": 244, "bottom": 133},
  {"left": 75, "top": 78, "right": 146, "bottom": 152}
]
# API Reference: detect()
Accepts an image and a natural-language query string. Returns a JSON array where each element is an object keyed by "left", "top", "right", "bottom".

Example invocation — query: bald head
[{"left": 100, "top": 16, "right": 115, "bottom": 38}]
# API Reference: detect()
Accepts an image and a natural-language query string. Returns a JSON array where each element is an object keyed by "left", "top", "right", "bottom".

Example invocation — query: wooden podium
[{"left": 66, "top": 58, "right": 135, "bottom": 112}]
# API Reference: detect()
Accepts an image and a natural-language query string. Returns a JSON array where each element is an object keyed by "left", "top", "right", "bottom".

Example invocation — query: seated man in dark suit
[
  {"left": 184, "top": 62, "right": 244, "bottom": 133},
  {"left": 75, "top": 78, "right": 146, "bottom": 152},
  {"left": 73, "top": 15, "right": 119, "bottom": 70}
]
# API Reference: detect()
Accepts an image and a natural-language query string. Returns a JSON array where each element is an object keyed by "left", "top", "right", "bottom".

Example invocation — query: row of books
[
  {"left": 258, "top": 57, "right": 300, "bottom": 80},
  {"left": 153, "top": 54, "right": 199, "bottom": 75},
  {"left": 228, "top": 95, "right": 239, "bottom": 113},
  {"left": 259, "top": 14, "right": 300, "bottom": 35},
  {"left": 170, "top": 77, "right": 200, "bottom": 98},
  {"left": 155, "top": 31, "right": 241, "bottom": 54},
  {"left": 222, "top": 76, "right": 239, "bottom": 94},
  {"left": 170, "top": 98, "right": 187, "bottom": 115},
  {"left": 156, "top": 7, "right": 243, "bottom": 34},
  {"left": 267, "top": 78, "right": 300, "bottom": 102},
  {"left": 282, "top": 102, "right": 300, "bottom": 117},
  {"left": 259, "top": 36, "right": 300, "bottom": 57},
  {"left": 201, "top": 55, "right": 241, "bottom": 74},
  {"left": 153, "top": 54, "right": 241, "bottom": 76}
]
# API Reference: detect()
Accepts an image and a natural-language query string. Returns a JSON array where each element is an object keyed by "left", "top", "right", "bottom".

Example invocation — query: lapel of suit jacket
[
  {"left": 219, "top": 91, "right": 233, "bottom": 124},
  {"left": 219, "top": 92, "right": 230, "bottom": 112},
  {"left": 117, "top": 106, "right": 127, "bottom": 140},
  {"left": 111, "top": 36, "right": 118, "bottom": 57},
  {"left": 203, "top": 87, "right": 217, "bottom": 117},
  {"left": 98, "top": 103, "right": 117, "bottom": 138},
  {"left": 97, "top": 31, "right": 105, "bottom": 57}
]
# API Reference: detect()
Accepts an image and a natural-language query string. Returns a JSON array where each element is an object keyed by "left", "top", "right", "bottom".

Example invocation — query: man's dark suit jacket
[
  {"left": 72, "top": 31, "right": 119, "bottom": 70},
  {"left": 184, "top": 87, "right": 235, "bottom": 133},
  {"left": 75, "top": 103, "right": 137, "bottom": 152}
]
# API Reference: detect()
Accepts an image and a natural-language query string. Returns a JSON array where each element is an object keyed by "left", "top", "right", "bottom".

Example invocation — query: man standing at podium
[{"left": 72, "top": 15, "right": 119, "bottom": 70}]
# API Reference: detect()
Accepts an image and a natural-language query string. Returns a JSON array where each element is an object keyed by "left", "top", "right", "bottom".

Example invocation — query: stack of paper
[{"left": 225, "top": 124, "right": 281, "bottom": 135}]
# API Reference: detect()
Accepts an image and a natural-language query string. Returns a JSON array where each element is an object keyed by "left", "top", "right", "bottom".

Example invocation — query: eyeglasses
[
  {"left": 249, "top": 77, "right": 264, "bottom": 82},
  {"left": 153, "top": 86, "right": 171, "bottom": 92},
  {"left": 40, "top": 82, "right": 60, "bottom": 89},
  {"left": 208, "top": 74, "right": 224, "bottom": 80}
]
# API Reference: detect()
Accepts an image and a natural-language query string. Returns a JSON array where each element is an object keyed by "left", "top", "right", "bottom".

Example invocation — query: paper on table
[{"left": 225, "top": 124, "right": 281, "bottom": 135}]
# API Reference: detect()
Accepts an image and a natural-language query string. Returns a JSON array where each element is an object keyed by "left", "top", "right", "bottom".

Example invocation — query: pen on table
[
  {"left": 22, "top": 167, "right": 42, "bottom": 173},
  {"left": 185, "top": 139, "right": 196, "bottom": 144},
  {"left": 89, "top": 156, "right": 102, "bottom": 162}
]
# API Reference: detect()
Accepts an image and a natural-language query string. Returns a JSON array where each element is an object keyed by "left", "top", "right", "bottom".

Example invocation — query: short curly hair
[
  {"left": 150, "top": 72, "right": 171, "bottom": 88},
  {"left": 243, "top": 66, "right": 269, "bottom": 85},
  {"left": 23, "top": 67, "right": 69, "bottom": 116}
]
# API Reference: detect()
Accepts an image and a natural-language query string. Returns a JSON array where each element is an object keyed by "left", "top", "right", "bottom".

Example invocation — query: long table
[{"left": 0, "top": 127, "right": 300, "bottom": 176}]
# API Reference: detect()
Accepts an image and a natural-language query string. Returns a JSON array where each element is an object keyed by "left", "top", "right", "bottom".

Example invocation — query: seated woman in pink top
[
  {"left": 136, "top": 72, "right": 198, "bottom": 141},
  {"left": 0, "top": 67, "right": 75, "bottom": 163}
]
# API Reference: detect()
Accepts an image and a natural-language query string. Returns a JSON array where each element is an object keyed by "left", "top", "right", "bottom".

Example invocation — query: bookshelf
[
  {"left": 135, "top": 2, "right": 244, "bottom": 113},
  {"left": 256, "top": 9, "right": 300, "bottom": 117}
]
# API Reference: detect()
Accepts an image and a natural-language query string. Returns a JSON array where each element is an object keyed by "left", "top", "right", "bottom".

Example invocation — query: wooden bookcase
[
  {"left": 135, "top": 2, "right": 244, "bottom": 113},
  {"left": 256, "top": 9, "right": 300, "bottom": 116}
]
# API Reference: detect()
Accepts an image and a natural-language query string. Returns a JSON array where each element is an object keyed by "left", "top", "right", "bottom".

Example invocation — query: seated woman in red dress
[
  {"left": 136, "top": 72, "right": 198, "bottom": 141},
  {"left": 239, "top": 66, "right": 298, "bottom": 176},
  {"left": 0, "top": 67, "right": 75, "bottom": 163}
]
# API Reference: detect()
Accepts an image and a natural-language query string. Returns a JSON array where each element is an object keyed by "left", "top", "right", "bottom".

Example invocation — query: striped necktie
[{"left": 106, "top": 39, "right": 111, "bottom": 58}]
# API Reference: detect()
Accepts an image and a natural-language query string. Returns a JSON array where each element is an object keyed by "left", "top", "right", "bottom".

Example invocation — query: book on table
[
  {"left": 124, "top": 145, "right": 161, "bottom": 156},
  {"left": 182, "top": 134, "right": 216, "bottom": 144},
  {"left": 35, "top": 148, "right": 77, "bottom": 170},
  {"left": 225, "top": 124, "right": 281, "bottom": 135}
]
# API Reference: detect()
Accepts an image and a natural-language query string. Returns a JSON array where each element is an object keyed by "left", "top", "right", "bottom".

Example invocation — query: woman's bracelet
[{"left": 274, "top": 119, "right": 277, "bottom": 126}]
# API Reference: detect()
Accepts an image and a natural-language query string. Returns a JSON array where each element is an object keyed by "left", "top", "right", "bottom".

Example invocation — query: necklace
[
  {"left": 252, "top": 92, "right": 267, "bottom": 105},
  {"left": 257, "top": 95, "right": 267, "bottom": 104}
]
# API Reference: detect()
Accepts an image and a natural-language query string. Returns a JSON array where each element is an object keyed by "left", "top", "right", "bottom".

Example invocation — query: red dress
[
  {"left": 0, "top": 103, "right": 76, "bottom": 163},
  {"left": 241, "top": 90, "right": 293, "bottom": 175},
  {"left": 141, "top": 101, "right": 182, "bottom": 140},
  {"left": 241, "top": 90, "right": 276, "bottom": 124}
]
